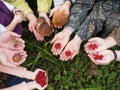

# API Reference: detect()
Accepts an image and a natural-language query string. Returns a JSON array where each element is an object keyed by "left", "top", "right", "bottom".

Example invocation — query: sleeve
[
  {"left": 6, "top": 0, "right": 33, "bottom": 19},
  {"left": 109, "top": 26, "right": 120, "bottom": 46},
  {"left": 2, "top": 0, "right": 14, "bottom": 12},
  {"left": 0, "top": 24, "right": 6, "bottom": 34},
  {"left": 37, "top": 0, "right": 52, "bottom": 13},
  {"left": 65, "top": 0, "right": 95, "bottom": 33},
  {"left": 53, "top": 0, "right": 64, "bottom": 6}
]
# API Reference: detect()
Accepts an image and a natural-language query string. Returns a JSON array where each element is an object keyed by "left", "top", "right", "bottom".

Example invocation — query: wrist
[
  {"left": 111, "top": 50, "right": 117, "bottom": 61},
  {"left": 105, "top": 36, "right": 117, "bottom": 48},
  {"left": 23, "top": 70, "right": 35, "bottom": 80},
  {"left": 64, "top": 0, "right": 72, "bottom": 8},
  {"left": 27, "top": 12, "right": 36, "bottom": 21},
  {"left": 74, "top": 34, "right": 82, "bottom": 43},
  {"left": 114, "top": 51, "right": 120, "bottom": 61},
  {"left": 63, "top": 27, "right": 73, "bottom": 35}
]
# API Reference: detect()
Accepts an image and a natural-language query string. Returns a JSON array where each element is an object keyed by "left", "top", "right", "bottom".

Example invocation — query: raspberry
[
  {"left": 35, "top": 71, "right": 47, "bottom": 87},
  {"left": 88, "top": 43, "right": 98, "bottom": 50},
  {"left": 65, "top": 50, "right": 72, "bottom": 57},
  {"left": 55, "top": 43, "right": 61, "bottom": 49},
  {"left": 93, "top": 53, "right": 103, "bottom": 60}
]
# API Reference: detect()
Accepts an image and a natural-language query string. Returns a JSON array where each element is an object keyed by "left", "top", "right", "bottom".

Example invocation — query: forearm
[
  {"left": 27, "top": 13, "right": 36, "bottom": 22},
  {"left": 2, "top": 82, "right": 28, "bottom": 90},
  {"left": 6, "top": 20, "right": 18, "bottom": 32},
  {"left": 0, "top": 65, "right": 27, "bottom": 78}
]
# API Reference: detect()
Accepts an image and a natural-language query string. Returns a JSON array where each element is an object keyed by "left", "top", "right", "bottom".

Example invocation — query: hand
[
  {"left": 13, "top": 9, "right": 23, "bottom": 23},
  {"left": 84, "top": 37, "right": 109, "bottom": 54},
  {"left": 51, "top": 28, "right": 72, "bottom": 55},
  {"left": 0, "top": 31, "right": 21, "bottom": 42},
  {"left": 27, "top": 81, "right": 47, "bottom": 90},
  {"left": 27, "top": 13, "right": 44, "bottom": 41},
  {"left": 26, "top": 69, "right": 48, "bottom": 90},
  {"left": 0, "top": 32, "right": 25, "bottom": 50},
  {"left": 49, "top": 1, "right": 71, "bottom": 17},
  {"left": 0, "top": 48, "right": 27, "bottom": 67},
  {"left": 60, "top": 34, "right": 82, "bottom": 61},
  {"left": 39, "top": 12, "right": 51, "bottom": 26},
  {"left": 27, "top": 13, "right": 37, "bottom": 32},
  {"left": 88, "top": 50, "right": 114, "bottom": 65}
]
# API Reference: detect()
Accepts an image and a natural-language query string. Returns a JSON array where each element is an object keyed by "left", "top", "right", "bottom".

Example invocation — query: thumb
[{"left": 50, "top": 36, "right": 58, "bottom": 44}]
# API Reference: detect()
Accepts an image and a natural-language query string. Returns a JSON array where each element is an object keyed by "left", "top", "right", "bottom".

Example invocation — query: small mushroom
[{"left": 13, "top": 54, "right": 22, "bottom": 62}]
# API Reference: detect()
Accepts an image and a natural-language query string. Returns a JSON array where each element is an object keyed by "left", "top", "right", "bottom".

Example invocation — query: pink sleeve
[
  {"left": 0, "top": 64, "right": 26, "bottom": 78},
  {"left": 2, "top": 82, "right": 28, "bottom": 90}
]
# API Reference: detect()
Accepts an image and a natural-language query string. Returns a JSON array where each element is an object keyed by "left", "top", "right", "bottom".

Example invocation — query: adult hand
[
  {"left": 60, "top": 34, "right": 82, "bottom": 61},
  {"left": 27, "top": 13, "right": 44, "bottom": 41},
  {"left": 51, "top": 28, "right": 72, "bottom": 55},
  {"left": 39, "top": 12, "right": 51, "bottom": 26},
  {"left": 88, "top": 50, "right": 114, "bottom": 65},
  {"left": 84, "top": 37, "right": 109, "bottom": 54},
  {"left": 0, "top": 48, "right": 27, "bottom": 67}
]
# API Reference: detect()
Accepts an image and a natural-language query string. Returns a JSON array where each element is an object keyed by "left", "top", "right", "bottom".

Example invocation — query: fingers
[
  {"left": 44, "top": 16, "right": 51, "bottom": 26},
  {"left": 49, "top": 9, "right": 54, "bottom": 17},
  {"left": 49, "top": 8, "right": 58, "bottom": 17},
  {"left": 10, "top": 32, "right": 21, "bottom": 38},
  {"left": 33, "top": 30, "right": 44, "bottom": 41}
]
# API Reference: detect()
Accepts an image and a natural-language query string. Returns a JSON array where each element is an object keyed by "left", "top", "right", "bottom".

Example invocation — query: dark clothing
[
  {"left": 76, "top": 0, "right": 120, "bottom": 40},
  {"left": 65, "top": 0, "right": 95, "bottom": 32},
  {"left": 0, "top": 0, "right": 23, "bottom": 35}
]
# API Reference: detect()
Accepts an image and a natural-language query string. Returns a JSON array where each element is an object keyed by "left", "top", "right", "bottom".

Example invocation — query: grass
[{"left": 22, "top": 27, "right": 120, "bottom": 90}]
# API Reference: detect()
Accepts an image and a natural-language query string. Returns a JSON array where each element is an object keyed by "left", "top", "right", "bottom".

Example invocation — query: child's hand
[
  {"left": 39, "top": 12, "right": 51, "bottom": 26},
  {"left": 51, "top": 28, "right": 72, "bottom": 55},
  {"left": 84, "top": 37, "right": 108, "bottom": 54},
  {"left": 27, "top": 13, "right": 44, "bottom": 41},
  {"left": 60, "top": 34, "right": 82, "bottom": 61},
  {"left": 13, "top": 9, "right": 23, "bottom": 23},
  {"left": 88, "top": 50, "right": 115, "bottom": 65}
]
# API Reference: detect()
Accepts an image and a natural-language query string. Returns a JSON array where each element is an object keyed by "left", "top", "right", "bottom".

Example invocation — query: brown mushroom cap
[
  {"left": 52, "top": 11, "right": 68, "bottom": 27},
  {"left": 35, "top": 17, "right": 54, "bottom": 37},
  {"left": 12, "top": 54, "right": 22, "bottom": 62}
]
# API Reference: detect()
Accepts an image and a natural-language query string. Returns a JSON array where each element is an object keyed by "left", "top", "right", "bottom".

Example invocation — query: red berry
[
  {"left": 55, "top": 43, "right": 61, "bottom": 49},
  {"left": 93, "top": 53, "right": 103, "bottom": 60},
  {"left": 65, "top": 50, "right": 72, "bottom": 57},
  {"left": 35, "top": 71, "right": 47, "bottom": 87},
  {"left": 88, "top": 43, "right": 98, "bottom": 50}
]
